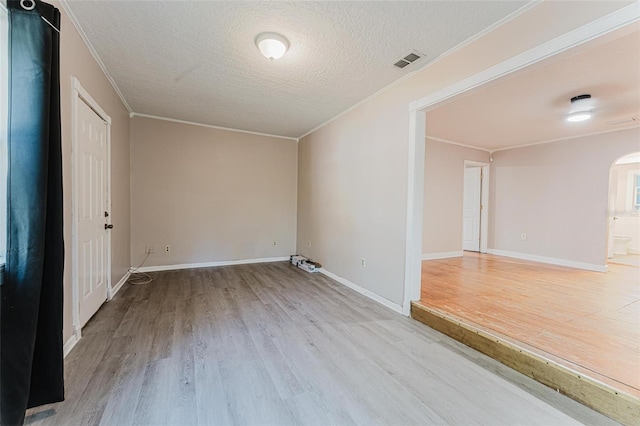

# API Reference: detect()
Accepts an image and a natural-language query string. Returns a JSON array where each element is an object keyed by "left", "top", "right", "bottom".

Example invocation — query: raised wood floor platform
[{"left": 413, "top": 253, "right": 640, "bottom": 425}]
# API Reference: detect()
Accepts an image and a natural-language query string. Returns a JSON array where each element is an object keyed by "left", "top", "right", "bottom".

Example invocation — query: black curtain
[{"left": 1, "top": 1, "right": 64, "bottom": 425}]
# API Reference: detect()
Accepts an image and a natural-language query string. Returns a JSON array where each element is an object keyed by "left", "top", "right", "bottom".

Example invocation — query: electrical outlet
[
  {"left": 521, "top": 233, "right": 527, "bottom": 241},
  {"left": 164, "top": 245, "right": 171, "bottom": 253},
  {"left": 361, "top": 258, "right": 366, "bottom": 268},
  {"left": 308, "top": 240, "right": 312, "bottom": 248},
  {"left": 272, "top": 240, "right": 277, "bottom": 246},
  {"left": 145, "top": 246, "right": 154, "bottom": 254}
]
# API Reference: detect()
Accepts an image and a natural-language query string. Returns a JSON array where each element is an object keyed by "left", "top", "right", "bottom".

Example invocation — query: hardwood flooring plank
[
  {"left": 131, "top": 358, "right": 173, "bottom": 425},
  {"left": 99, "top": 344, "right": 151, "bottom": 426},
  {"left": 418, "top": 252, "right": 640, "bottom": 396},
  {"left": 25, "top": 261, "right": 616, "bottom": 426}
]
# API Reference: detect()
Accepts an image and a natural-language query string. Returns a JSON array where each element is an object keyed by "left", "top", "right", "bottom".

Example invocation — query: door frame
[
  {"left": 607, "top": 158, "right": 640, "bottom": 259},
  {"left": 607, "top": 165, "right": 618, "bottom": 259},
  {"left": 463, "top": 161, "right": 489, "bottom": 254},
  {"left": 401, "top": 5, "right": 639, "bottom": 315},
  {"left": 71, "top": 77, "right": 112, "bottom": 342}
]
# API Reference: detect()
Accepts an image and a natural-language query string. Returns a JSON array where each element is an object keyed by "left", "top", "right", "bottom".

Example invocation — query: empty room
[
  {"left": 415, "top": 22, "right": 640, "bottom": 423},
  {"left": 1, "top": 1, "right": 638, "bottom": 425}
]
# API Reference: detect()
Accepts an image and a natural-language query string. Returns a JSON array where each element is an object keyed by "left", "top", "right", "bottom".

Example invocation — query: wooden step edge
[{"left": 410, "top": 302, "right": 640, "bottom": 426}]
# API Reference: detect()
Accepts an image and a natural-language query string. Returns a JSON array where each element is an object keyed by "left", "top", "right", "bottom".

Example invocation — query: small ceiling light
[
  {"left": 255, "top": 32, "right": 289, "bottom": 60},
  {"left": 566, "top": 94, "right": 593, "bottom": 122},
  {"left": 567, "top": 111, "right": 592, "bottom": 122}
]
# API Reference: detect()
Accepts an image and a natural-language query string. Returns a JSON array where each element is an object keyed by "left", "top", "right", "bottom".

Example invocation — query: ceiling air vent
[
  {"left": 393, "top": 50, "right": 424, "bottom": 69},
  {"left": 606, "top": 117, "right": 638, "bottom": 126}
]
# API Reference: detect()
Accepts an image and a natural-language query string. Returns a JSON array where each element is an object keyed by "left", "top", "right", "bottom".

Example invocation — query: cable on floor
[{"left": 127, "top": 251, "right": 153, "bottom": 285}]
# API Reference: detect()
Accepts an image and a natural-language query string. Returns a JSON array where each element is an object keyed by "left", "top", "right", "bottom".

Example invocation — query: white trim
[
  {"left": 404, "top": 5, "right": 638, "bottom": 317},
  {"left": 491, "top": 124, "right": 640, "bottom": 153},
  {"left": 625, "top": 169, "right": 640, "bottom": 212},
  {"left": 427, "top": 136, "right": 492, "bottom": 153},
  {"left": 422, "top": 251, "right": 463, "bottom": 260},
  {"left": 71, "top": 77, "right": 112, "bottom": 333},
  {"left": 63, "top": 333, "right": 78, "bottom": 358},
  {"left": 412, "top": 4, "right": 640, "bottom": 113},
  {"left": 318, "top": 268, "right": 404, "bottom": 315},
  {"left": 296, "top": 1, "right": 542, "bottom": 140},
  {"left": 487, "top": 249, "right": 608, "bottom": 273},
  {"left": 420, "top": 0, "right": 544, "bottom": 71},
  {"left": 58, "top": 1, "right": 132, "bottom": 113},
  {"left": 108, "top": 271, "right": 131, "bottom": 300},
  {"left": 70, "top": 82, "right": 80, "bottom": 340},
  {"left": 402, "top": 109, "right": 426, "bottom": 316},
  {"left": 72, "top": 77, "right": 112, "bottom": 124},
  {"left": 136, "top": 256, "right": 289, "bottom": 273},
  {"left": 131, "top": 113, "right": 298, "bottom": 141},
  {"left": 297, "top": 74, "right": 411, "bottom": 140},
  {"left": 427, "top": 121, "right": 639, "bottom": 155}
]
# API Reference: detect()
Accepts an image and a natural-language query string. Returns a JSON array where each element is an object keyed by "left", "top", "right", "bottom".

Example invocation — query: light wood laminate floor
[
  {"left": 26, "top": 262, "right": 614, "bottom": 425},
  {"left": 417, "top": 252, "right": 640, "bottom": 399}
]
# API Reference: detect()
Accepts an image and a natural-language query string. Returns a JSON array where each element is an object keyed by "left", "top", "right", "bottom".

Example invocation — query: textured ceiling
[
  {"left": 426, "top": 23, "right": 640, "bottom": 151},
  {"left": 64, "top": 0, "right": 530, "bottom": 138}
]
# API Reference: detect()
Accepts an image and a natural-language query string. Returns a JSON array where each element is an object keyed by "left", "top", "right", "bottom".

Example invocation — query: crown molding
[
  {"left": 131, "top": 113, "right": 299, "bottom": 141},
  {"left": 58, "top": 0, "right": 132, "bottom": 113},
  {"left": 492, "top": 124, "right": 640, "bottom": 153},
  {"left": 296, "top": 0, "right": 542, "bottom": 140},
  {"left": 426, "top": 136, "right": 492, "bottom": 153}
]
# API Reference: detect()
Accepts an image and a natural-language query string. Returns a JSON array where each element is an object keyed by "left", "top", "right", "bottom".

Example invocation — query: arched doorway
[{"left": 608, "top": 152, "right": 640, "bottom": 267}]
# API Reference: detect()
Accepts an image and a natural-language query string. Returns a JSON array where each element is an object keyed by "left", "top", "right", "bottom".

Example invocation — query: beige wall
[
  {"left": 423, "top": 138, "right": 489, "bottom": 255},
  {"left": 488, "top": 128, "right": 640, "bottom": 267},
  {"left": 610, "top": 161, "right": 640, "bottom": 253},
  {"left": 130, "top": 117, "right": 297, "bottom": 267},
  {"left": 297, "top": 1, "right": 629, "bottom": 307},
  {"left": 54, "top": 1, "right": 131, "bottom": 343}
]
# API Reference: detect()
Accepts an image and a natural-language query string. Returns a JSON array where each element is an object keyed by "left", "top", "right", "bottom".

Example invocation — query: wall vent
[{"left": 393, "top": 50, "right": 425, "bottom": 69}]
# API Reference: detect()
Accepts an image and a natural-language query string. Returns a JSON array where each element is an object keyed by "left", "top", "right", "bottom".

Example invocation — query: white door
[
  {"left": 76, "top": 99, "right": 109, "bottom": 327},
  {"left": 463, "top": 167, "right": 482, "bottom": 252}
]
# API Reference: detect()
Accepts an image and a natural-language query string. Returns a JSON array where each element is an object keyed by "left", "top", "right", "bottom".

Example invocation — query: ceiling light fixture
[
  {"left": 255, "top": 32, "right": 289, "bottom": 61},
  {"left": 566, "top": 94, "right": 593, "bottom": 122}
]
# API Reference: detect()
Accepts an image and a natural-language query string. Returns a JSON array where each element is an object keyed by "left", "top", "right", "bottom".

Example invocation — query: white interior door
[
  {"left": 463, "top": 167, "right": 481, "bottom": 252},
  {"left": 76, "top": 99, "right": 109, "bottom": 327}
]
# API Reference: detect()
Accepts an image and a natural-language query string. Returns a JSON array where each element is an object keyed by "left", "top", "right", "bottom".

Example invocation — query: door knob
[{"left": 105, "top": 224, "right": 114, "bottom": 229}]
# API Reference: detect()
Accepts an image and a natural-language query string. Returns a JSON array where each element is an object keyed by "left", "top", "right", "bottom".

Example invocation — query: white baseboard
[
  {"left": 422, "top": 251, "right": 463, "bottom": 260},
  {"left": 137, "top": 256, "right": 290, "bottom": 273},
  {"left": 63, "top": 331, "right": 79, "bottom": 358},
  {"left": 487, "top": 249, "right": 607, "bottom": 272},
  {"left": 318, "top": 268, "right": 404, "bottom": 315},
  {"left": 108, "top": 271, "right": 131, "bottom": 300}
]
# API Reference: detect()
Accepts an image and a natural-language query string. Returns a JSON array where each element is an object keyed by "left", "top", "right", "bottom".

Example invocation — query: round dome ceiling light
[
  {"left": 567, "top": 94, "right": 593, "bottom": 122},
  {"left": 255, "top": 32, "right": 289, "bottom": 61},
  {"left": 567, "top": 111, "right": 592, "bottom": 122}
]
